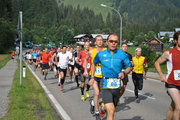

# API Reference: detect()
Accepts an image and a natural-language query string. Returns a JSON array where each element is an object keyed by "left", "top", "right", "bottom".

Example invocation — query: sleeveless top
[{"left": 167, "top": 47, "right": 180, "bottom": 86}]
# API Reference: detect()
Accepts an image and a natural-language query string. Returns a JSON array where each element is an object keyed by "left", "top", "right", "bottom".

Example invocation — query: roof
[
  {"left": 91, "top": 34, "right": 109, "bottom": 39},
  {"left": 159, "top": 31, "right": 174, "bottom": 38},
  {"left": 73, "top": 34, "right": 87, "bottom": 39},
  {"left": 146, "top": 37, "right": 163, "bottom": 44},
  {"left": 175, "top": 28, "right": 180, "bottom": 32}
]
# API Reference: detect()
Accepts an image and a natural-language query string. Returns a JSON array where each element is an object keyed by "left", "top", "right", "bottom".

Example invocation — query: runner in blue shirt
[
  {"left": 31, "top": 50, "right": 39, "bottom": 71},
  {"left": 89, "top": 33, "right": 131, "bottom": 120}
]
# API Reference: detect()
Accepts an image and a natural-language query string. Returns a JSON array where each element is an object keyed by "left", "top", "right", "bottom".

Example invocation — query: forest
[{"left": 1, "top": 0, "right": 180, "bottom": 53}]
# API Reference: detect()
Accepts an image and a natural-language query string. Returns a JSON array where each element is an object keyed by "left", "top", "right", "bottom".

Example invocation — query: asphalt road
[{"left": 27, "top": 64, "right": 170, "bottom": 120}]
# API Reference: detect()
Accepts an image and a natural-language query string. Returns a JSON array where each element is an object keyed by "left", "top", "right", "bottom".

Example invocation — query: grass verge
[
  {"left": 0, "top": 54, "right": 11, "bottom": 69},
  {"left": 1, "top": 60, "right": 56, "bottom": 120}
]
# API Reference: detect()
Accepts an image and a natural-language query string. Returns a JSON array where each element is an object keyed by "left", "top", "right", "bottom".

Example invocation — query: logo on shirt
[{"left": 103, "top": 54, "right": 107, "bottom": 57}]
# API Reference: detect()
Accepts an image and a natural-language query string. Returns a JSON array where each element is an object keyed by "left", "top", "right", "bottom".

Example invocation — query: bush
[{"left": 141, "top": 45, "right": 161, "bottom": 68}]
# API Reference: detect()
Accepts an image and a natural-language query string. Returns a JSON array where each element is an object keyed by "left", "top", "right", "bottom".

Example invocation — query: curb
[{"left": 25, "top": 62, "right": 71, "bottom": 120}]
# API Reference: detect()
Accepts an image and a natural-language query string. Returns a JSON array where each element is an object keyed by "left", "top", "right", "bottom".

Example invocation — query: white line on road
[
  {"left": 26, "top": 63, "right": 71, "bottom": 120},
  {"left": 126, "top": 89, "right": 156, "bottom": 100}
]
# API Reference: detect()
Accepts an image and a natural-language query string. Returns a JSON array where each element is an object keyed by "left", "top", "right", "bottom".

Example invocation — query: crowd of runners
[{"left": 19, "top": 32, "right": 180, "bottom": 120}]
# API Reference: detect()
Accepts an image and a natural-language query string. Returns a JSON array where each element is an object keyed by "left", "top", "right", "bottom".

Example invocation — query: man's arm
[{"left": 154, "top": 51, "right": 169, "bottom": 82}]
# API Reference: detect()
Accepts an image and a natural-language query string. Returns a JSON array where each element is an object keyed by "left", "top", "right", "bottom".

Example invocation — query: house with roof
[
  {"left": 158, "top": 31, "right": 174, "bottom": 42},
  {"left": 145, "top": 37, "right": 163, "bottom": 52},
  {"left": 73, "top": 34, "right": 109, "bottom": 45}
]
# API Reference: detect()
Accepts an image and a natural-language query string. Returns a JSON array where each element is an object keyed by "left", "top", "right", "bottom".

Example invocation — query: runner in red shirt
[
  {"left": 40, "top": 48, "right": 51, "bottom": 80},
  {"left": 76, "top": 42, "right": 91, "bottom": 101},
  {"left": 11, "top": 51, "right": 15, "bottom": 61},
  {"left": 155, "top": 31, "right": 180, "bottom": 120}
]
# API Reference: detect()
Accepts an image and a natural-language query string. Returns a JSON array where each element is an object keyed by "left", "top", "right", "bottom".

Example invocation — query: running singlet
[
  {"left": 77, "top": 50, "right": 91, "bottom": 71},
  {"left": 167, "top": 47, "right": 180, "bottom": 86},
  {"left": 93, "top": 49, "right": 131, "bottom": 89},
  {"left": 132, "top": 56, "right": 147, "bottom": 74},
  {"left": 90, "top": 48, "right": 106, "bottom": 78},
  {"left": 31, "top": 52, "right": 38, "bottom": 59},
  {"left": 40, "top": 52, "right": 50, "bottom": 64}
]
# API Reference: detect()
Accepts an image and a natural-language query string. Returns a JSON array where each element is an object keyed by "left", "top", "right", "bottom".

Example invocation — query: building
[
  {"left": 73, "top": 34, "right": 109, "bottom": 45},
  {"left": 145, "top": 37, "right": 163, "bottom": 52},
  {"left": 158, "top": 31, "right": 174, "bottom": 42}
]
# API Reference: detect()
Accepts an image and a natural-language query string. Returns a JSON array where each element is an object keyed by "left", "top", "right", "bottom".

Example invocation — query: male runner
[
  {"left": 118, "top": 43, "right": 133, "bottom": 105},
  {"left": 90, "top": 33, "right": 131, "bottom": 120},
  {"left": 154, "top": 31, "right": 180, "bottom": 120},
  {"left": 40, "top": 48, "right": 51, "bottom": 80},
  {"left": 74, "top": 44, "right": 81, "bottom": 87},
  {"left": 56, "top": 46, "right": 69, "bottom": 91},
  {"left": 31, "top": 50, "right": 38, "bottom": 71},
  {"left": 84, "top": 35, "right": 105, "bottom": 119},
  {"left": 76, "top": 42, "right": 91, "bottom": 101},
  {"left": 132, "top": 48, "right": 148, "bottom": 103}
]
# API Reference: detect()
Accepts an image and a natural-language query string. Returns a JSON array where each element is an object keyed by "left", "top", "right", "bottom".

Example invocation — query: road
[{"left": 27, "top": 63, "right": 170, "bottom": 120}]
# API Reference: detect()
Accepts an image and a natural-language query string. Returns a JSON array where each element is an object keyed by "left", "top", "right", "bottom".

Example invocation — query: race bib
[
  {"left": 95, "top": 67, "right": 102, "bottom": 75},
  {"left": 83, "top": 63, "right": 90, "bottom": 69},
  {"left": 174, "top": 70, "right": 180, "bottom": 80},
  {"left": 107, "top": 78, "right": 121, "bottom": 89}
]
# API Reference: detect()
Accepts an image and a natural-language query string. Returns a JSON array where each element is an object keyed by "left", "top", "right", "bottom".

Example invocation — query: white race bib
[
  {"left": 107, "top": 78, "right": 121, "bottom": 89},
  {"left": 61, "top": 65, "right": 66, "bottom": 69},
  {"left": 95, "top": 67, "right": 102, "bottom": 75},
  {"left": 83, "top": 63, "right": 90, "bottom": 69},
  {"left": 174, "top": 70, "right": 180, "bottom": 80}
]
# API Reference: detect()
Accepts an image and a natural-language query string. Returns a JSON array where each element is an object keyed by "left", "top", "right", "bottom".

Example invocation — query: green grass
[
  {"left": 0, "top": 54, "right": 11, "bottom": 69},
  {"left": 60, "top": 0, "right": 112, "bottom": 19},
  {"left": 1, "top": 60, "right": 55, "bottom": 120},
  {"left": 148, "top": 63, "right": 167, "bottom": 74}
]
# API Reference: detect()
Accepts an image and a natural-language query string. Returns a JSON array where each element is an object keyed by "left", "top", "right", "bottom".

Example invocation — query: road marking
[
  {"left": 126, "top": 89, "right": 156, "bottom": 100},
  {"left": 26, "top": 63, "right": 71, "bottom": 120}
]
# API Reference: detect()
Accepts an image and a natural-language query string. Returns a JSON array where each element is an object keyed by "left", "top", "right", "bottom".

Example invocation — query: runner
[
  {"left": 40, "top": 48, "right": 51, "bottom": 80},
  {"left": 68, "top": 47, "right": 75, "bottom": 82},
  {"left": 132, "top": 48, "right": 148, "bottom": 103},
  {"left": 31, "top": 50, "right": 38, "bottom": 71},
  {"left": 84, "top": 35, "right": 105, "bottom": 119},
  {"left": 76, "top": 42, "right": 91, "bottom": 101},
  {"left": 73, "top": 44, "right": 81, "bottom": 87},
  {"left": 154, "top": 31, "right": 180, "bottom": 120},
  {"left": 49, "top": 50, "right": 54, "bottom": 71},
  {"left": 90, "top": 33, "right": 131, "bottom": 120},
  {"left": 11, "top": 51, "right": 15, "bottom": 61},
  {"left": 118, "top": 42, "right": 133, "bottom": 105},
  {"left": 51, "top": 51, "right": 58, "bottom": 78},
  {"left": 56, "top": 46, "right": 70, "bottom": 91},
  {"left": 56, "top": 47, "right": 62, "bottom": 86}
]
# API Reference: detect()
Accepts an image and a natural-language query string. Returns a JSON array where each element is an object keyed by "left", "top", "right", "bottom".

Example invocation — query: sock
[
  {"left": 86, "top": 84, "right": 90, "bottom": 91},
  {"left": 75, "top": 76, "right": 79, "bottom": 84},
  {"left": 45, "top": 73, "right": 47, "bottom": 77},
  {"left": 61, "top": 78, "right": 65, "bottom": 85},
  {"left": 81, "top": 87, "right": 84, "bottom": 95}
]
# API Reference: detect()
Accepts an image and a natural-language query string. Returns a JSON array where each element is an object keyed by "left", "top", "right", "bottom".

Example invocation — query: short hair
[
  {"left": 95, "top": 35, "right": 103, "bottom": 40},
  {"left": 61, "top": 45, "right": 66, "bottom": 49},
  {"left": 135, "top": 48, "right": 142, "bottom": 52},
  {"left": 173, "top": 31, "right": 180, "bottom": 41},
  {"left": 107, "top": 33, "right": 119, "bottom": 40},
  {"left": 121, "top": 42, "right": 127, "bottom": 46}
]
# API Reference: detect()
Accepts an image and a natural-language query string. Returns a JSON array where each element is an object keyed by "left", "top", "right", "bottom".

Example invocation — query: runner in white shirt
[
  {"left": 68, "top": 47, "right": 75, "bottom": 81},
  {"left": 56, "top": 46, "right": 70, "bottom": 91}
]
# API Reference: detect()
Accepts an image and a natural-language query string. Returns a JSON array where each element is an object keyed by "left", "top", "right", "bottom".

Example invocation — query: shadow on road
[{"left": 118, "top": 116, "right": 144, "bottom": 120}]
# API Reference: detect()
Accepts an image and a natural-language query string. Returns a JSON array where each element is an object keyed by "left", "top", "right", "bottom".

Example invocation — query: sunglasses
[{"left": 108, "top": 40, "right": 119, "bottom": 44}]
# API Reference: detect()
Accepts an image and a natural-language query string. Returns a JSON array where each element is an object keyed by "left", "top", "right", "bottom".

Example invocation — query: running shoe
[
  {"left": 90, "top": 100, "right": 95, "bottom": 114},
  {"left": 136, "top": 98, "right": 140, "bottom": 103},
  {"left": 117, "top": 100, "right": 120, "bottom": 106},
  {"left": 86, "top": 91, "right": 90, "bottom": 98},
  {"left": 81, "top": 95, "right": 85, "bottom": 101},
  {"left": 95, "top": 114, "right": 101, "bottom": 120},
  {"left": 58, "top": 83, "right": 60, "bottom": 86},
  {"left": 99, "top": 109, "right": 106, "bottom": 118},
  {"left": 60, "top": 85, "right": 64, "bottom": 91}
]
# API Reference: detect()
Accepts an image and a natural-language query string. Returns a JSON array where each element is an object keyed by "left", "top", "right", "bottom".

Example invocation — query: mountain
[{"left": 61, "top": 0, "right": 180, "bottom": 28}]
